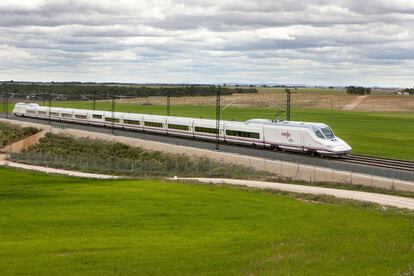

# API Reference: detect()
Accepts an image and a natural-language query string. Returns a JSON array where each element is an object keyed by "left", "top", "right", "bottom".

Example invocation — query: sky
[{"left": 0, "top": 0, "right": 413, "bottom": 87}]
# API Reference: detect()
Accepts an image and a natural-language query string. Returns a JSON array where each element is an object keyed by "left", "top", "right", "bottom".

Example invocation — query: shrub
[
  {"left": 0, "top": 123, "right": 39, "bottom": 147},
  {"left": 346, "top": 86, "right": 371, "bottom": 95}
]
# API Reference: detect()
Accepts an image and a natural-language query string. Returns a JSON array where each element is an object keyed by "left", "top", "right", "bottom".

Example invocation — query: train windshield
[
  {"left": 314, "top": 130, "right": 325, "bottom": 139},
  {"left": 321, "top": 127, "right": 335, "bottom": 139}
]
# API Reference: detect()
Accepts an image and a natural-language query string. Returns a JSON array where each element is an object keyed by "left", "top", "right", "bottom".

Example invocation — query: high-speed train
[{"left": 13, "top": 103, "right": 352, "bottom": 156}]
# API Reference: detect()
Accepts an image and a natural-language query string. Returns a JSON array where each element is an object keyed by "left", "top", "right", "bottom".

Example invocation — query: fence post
[
  {"left": 350, "top": 166, "right": 353, "bottom": 184},
  {"left": 279, "top": 161, "right": 282, "bottom": 176},
  {"left": 313, "top": 166, "right": 316, "bottom": 183}
]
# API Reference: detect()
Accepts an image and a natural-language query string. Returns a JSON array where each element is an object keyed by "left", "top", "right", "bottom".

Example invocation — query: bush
[
  {"left": 346, "top": 86, "right": 371, "bottom": 95},
  {"left": 404, "top": 88, "right": 414, "bottom": 95}
]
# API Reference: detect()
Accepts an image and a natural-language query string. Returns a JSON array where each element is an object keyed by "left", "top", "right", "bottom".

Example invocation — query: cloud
[{"left": 0, "top": 0, "right": 413, "bottom": 86}]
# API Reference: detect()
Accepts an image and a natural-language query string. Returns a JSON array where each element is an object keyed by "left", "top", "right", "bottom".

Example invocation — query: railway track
[
  {"left": 3, "top": 115, "right": 414, "bottom": 180},
  {"left": 342, "top": 154, "right": 414, "bottom": 172}
]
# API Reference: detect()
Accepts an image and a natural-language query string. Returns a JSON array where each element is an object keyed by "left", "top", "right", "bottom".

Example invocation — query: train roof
[
  {"left": 17, "top": 103, "right": 330, "bottom": 129},
  {"left": 245, "top": 119, "right": 328, "bottom": 129}
]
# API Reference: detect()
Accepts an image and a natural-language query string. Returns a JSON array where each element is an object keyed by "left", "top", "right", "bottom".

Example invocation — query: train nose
[{"left": 335, "top": 141, "right": 352, "bottom": 153}]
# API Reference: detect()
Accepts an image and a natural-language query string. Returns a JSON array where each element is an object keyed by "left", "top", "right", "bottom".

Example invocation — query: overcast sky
[{"left": 0, "top": 0, "right": 413, "bottom": 86}]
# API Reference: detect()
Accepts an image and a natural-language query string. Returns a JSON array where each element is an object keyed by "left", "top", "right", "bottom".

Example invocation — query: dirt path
[
  {"left": 342, "top": 95, "right": 368, "bottom": 110},
  {"left": 172, "top": 178, "right": 414, "bottom": 210},
  {"left": 0, "top": 159, "right": 121, "bottom": 179}
]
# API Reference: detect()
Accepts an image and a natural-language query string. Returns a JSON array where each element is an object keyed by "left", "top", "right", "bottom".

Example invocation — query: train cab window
[
  {"left": 92, "top": 114, "right": 102, "bottom": 119},
  {"left": 315, "top": 130, "right": 325, "bottom": 139},
  {"left": 168, "top": 124, "right": 189, "bottom": 131},
  {"left": 124, "top": 119, "right": 141, "bottom": 125},
  {"left": 105, "top": 117, "right": 120, "bottom": 123},
  {"left": 226, "top": 130, "right": 260, "bottom": 139},
  {"left": 195, "top": 127, "right": 218, "bottom": 134},
  {"left": 75, "top": 114, "right": 87, "bottom": 119},
  {"left": 321, "top": 128, "right": 335, "bottom": 139},
  {"left": 144, "top": 121, "right": 163, "bottom": 128}
]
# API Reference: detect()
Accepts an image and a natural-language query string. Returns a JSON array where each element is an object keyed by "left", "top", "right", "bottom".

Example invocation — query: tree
[{"left": 346, "top": 86, "right": 371, "bottom": 95}]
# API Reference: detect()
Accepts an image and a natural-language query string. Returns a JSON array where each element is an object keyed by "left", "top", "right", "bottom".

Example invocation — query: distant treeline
[
  {"left": 0, "top": 84, "right": 257, "bottom": 100},
  {"left": 404, "top": 88, "right": 414, "bottom": 95},
  {"left": 346, "top": 86, "right": 371, "bottom": 95}
]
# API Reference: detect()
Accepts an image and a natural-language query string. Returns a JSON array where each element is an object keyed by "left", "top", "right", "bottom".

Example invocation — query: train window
[
  {"left": 226, "top": 130, "right": 260, "bottom": 139},
  {"left": 50, "top": 112, "right": 59, "bottom": 116},
  {"left": 92, "top": 114, "right": 102, "bottom": 119},
  {"left": 168, "top": 124, "right": 189, "bottom": 131},
  {"left": 315, "top": 130, "right": 325, "bottom": 139},
  {"left": 27, "top": 110, "right": 36, "bottom": 114},
  {"left": 37, "top": 111, "right": 47, "bottom": 115},
  {"left": 75, "top": 114, "right": 87, "bottom": 119},
  {"left": 195, "top": 127, "right": 218, "bottom": 134},
  {"left": 144, "top": 121, "right": 163, "bottom": 128},
  {"left": 61, "top": 113, "right": 72, "bottom": 118},
  {"left": 124, "top": 119, "right": 140, "bottom": 125},
  {"left": 321, "top": 128, "right": 335, "bottom": 139},
  {"left": 105, "top": 117, "right": 120, "bottom": 123}
]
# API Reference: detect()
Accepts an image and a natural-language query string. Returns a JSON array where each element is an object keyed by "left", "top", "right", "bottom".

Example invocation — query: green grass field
[
  {"left": 0, "top": 167, "right": 413, "bottom": 275},
  {"left": 47, "top": 102, "right": 414, "bottom": 160}
]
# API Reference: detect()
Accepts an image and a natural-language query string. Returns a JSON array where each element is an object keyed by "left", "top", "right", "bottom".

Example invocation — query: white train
[{"left": 13, "top": 103, "right": 352, "bottom": 156}]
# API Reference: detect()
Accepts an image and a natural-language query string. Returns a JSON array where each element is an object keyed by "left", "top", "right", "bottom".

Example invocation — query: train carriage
[
  {"left": 193, "top": 119, "right": 224, "bottom": 142},
  {"left": 165, "top": 117, "right": 193, "bottom": 137},
  {"left": 142, "top": 114, "right": 167, "bottom": 134},
  {"left": 122, "top": 113, "right": 143, "bottom": 131},
  {"left": 224, "top": 121, "right": 264, "bottom": 146}
]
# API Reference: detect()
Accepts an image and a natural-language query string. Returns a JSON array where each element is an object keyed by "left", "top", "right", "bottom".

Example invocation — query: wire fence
[{"left": 7, "top": 152, "right": 268, "bottom": 179}]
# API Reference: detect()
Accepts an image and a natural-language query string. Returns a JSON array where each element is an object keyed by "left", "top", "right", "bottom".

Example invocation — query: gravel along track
[
  {"left": 343, "top": 154, "right": 414, "bottom": 172},
  {"left": 4, "top": 115, "right": 414, "bottom": 182}
]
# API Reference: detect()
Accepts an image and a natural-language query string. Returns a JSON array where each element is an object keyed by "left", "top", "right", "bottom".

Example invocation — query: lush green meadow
[
  {"left": 49, "top": 102, "right": 414, "bottom": 160},
  {"left": 0, "top": 167, "right": 414, "bottom": 275}
]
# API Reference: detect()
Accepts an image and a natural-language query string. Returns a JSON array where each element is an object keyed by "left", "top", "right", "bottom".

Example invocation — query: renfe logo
[{"left": 281, "top": 131, "right": 291, "bottom": 138}]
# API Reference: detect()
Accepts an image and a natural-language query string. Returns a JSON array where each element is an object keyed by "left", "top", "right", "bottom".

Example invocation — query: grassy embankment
[
  {"left": 48, "top": 102, "right": 414, "bottom": 160},
  {"left": 0, "top": 122, "right": 38, "bottom": 148},
  {"left": 0, "top": 167, "right": 413, "bottom": 275},
  {"left": 13, "top": 133, "right": 270, "bottom": 179}
]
